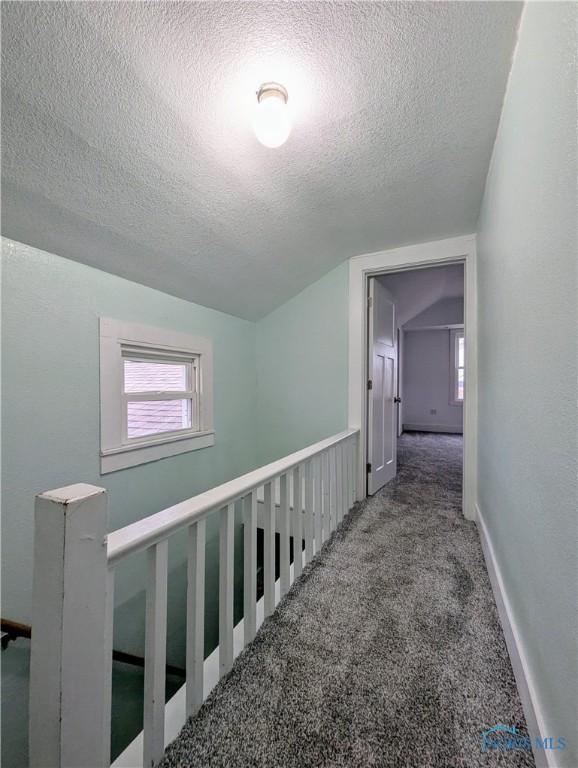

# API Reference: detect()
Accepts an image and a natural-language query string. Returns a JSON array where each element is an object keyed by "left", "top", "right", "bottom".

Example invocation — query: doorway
[
  {"left": 366, "top": 263, "right": 465, "bottom": 497},
  {"left": 347, "top": 235, "right": 478, "bottom": 520}
]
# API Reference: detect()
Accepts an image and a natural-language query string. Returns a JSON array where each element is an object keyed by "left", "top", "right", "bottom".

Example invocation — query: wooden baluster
[
  {"left": 322, "top": 451, "right": 330, "bottom": 541},
  {"left": 313, "top": 455, "right": 322, "bottom": 553},
  {"left": 263, "top": 482, "right": 276, "bottom": 617},
  {"left": 186, "top": 520, "right": 205, "bottom": 717},
  {"left": 341, "top": 441, "right": 348, "bottom": 519},
  {"left": 335, "top": 443, "right": 342, "bottom": 523},
  {"left": 335, "top": 445, "right": 341, "bottom": 527},
  {"left": 144, "top": 540, "right": 168, "bottom": 768},
  {"left": 343, "top": 443, "right": 348, "bottom": 520},
  {"left": 279, "top": 473, "right": 290, "bottom": 595},
  {"left": 243, "top": 491, "right": 257, "bottom": 645},
  {"left": 293, "top": 464, "right": 303, "bottom": 578},
  {"left": 343, "top": 440, "right": 349, "bottom": 513},
  {"left": 219, "top": 504, "right": 234, "bottom": 677},
  {"left": 338, "top": 443, "right": 347, "bottom": 522},
  {"left": 347, "top": 438, "right": 354, "bottom": 508},
  {"left": 330, "top": 446, "right": 338, "bottom": 531},
  {"left": 304, "top": 460, "right": 314, "bottom": 562},
  {"left": 103, "top": 568, "right": 115, "bottom": 766},
  {"left": 352, "top": 435, "right": 358, "bottom": 502},
  {"left": 347, "top": 437, "right": 353, "bottom": 507}
]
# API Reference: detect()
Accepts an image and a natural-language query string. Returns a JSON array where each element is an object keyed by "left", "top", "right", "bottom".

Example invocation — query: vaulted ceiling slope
[
  {"left": 378, "top": 263, "right": 464, "bottom": 327},
  {"left": 1, "top": 2, "right": 521, "bottom": 320}
]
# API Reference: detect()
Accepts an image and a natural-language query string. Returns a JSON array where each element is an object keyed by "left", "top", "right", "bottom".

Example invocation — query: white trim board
[
  {"left": 347, "top": 234, "right": 478, "bottom": 519},
  {"left": 476, "top": 503, "right": 552, "bottom": 768},
  {"left": 403, "top": 424, "right": 463, "bottom": 434}
]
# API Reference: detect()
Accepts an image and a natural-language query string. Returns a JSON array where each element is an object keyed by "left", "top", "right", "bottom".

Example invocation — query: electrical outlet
[{"left": 430, "top": 408, "right": 437, "bottom": 415}]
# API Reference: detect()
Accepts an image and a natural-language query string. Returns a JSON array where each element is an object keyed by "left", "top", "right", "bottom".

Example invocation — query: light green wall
[
  {"left": 256, "top": 261, "right": 349, "bottom": 464},
  {"left": 1, "top": 238, "right": 259, "bottom": 635},
  {"left": 1, "top": 238, "right": 351, "bottom": 664},
  {"left": 476, "top": 3, "right": 577, "bottom": 763}
]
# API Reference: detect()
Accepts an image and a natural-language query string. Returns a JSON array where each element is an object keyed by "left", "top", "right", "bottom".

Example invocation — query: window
[
  {"left": 123, "top": 353, "right": 197, "bottom": 439},
  {"left": 450, "top": 328, "right": 465, "bottom": 405},
  {"left": 100, "top": 319, "right": 214, "bottom": 473}
]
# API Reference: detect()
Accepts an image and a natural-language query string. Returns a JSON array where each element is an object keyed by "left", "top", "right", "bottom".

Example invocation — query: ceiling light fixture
[{"left": 253, "top": 82, "right": 291, "bottom": 148}]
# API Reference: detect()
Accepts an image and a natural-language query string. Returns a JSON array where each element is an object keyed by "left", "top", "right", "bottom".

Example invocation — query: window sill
[{"left": 100, "top": 430, "right": 215, "bottom": 474}]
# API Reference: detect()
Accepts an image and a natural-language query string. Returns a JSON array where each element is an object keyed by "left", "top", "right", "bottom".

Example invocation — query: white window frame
[
  {"left": 450, "top": 327, "right": 465, "bottom": 406},
  {"left": 100, "top": 318, "right": 214, "bottom": 473}
]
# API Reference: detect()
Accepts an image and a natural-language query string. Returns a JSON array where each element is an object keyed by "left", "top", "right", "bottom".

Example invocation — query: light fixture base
[{"left": 256, "top": 82, "right": 288, "bottom": 105}]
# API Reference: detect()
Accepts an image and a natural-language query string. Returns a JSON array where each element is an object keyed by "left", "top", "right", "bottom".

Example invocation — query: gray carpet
[{"left": 161, "top": 432, "right": 535, "bottom": 767}]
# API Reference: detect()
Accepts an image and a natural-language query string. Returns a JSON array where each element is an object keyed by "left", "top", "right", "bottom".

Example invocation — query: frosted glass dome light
[{"left": 253, "top": 83, "right": 291, "bottom": 148}]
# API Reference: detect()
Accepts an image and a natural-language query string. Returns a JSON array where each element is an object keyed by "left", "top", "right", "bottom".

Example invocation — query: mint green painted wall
[
  {"left": 1, "top": 236, "right": 350, "bottom": 662},
  {"left": 1, "top": 238, "right": 258, "bottom": 633},
  {"left": 476, "top": 3, "right": 577, "bottom": 763},
  {"left": 1, "top": 238, "right": 351, "bottom": 764},
  {"left": 256, "top": 262, "right": 349, "bottom": 464}
]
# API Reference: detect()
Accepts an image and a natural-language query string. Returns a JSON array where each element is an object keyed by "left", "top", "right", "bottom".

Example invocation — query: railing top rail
[{"left": 107, "top": 428, "right": 358, "bottom": 566}]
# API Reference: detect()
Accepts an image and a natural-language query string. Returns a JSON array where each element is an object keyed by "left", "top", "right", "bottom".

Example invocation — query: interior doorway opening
[
  {"left": 347, "top": 235, "right": 477, "bottom": 520},
  {"left": 366, "top": 262, "right": 466, "bottom": 505}
]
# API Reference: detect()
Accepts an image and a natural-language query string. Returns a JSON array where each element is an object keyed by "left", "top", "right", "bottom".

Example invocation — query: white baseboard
[
  {"left": 403, "top": 423, "right": 463, "bottom": 434},
  {"left": 476, "top": 503, "right": 554, "bottom": 768}
]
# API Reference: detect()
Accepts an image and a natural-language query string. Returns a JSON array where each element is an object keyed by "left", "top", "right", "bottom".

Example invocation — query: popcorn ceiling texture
[
  {"left": 160, "top": 433, "right": 533, "bottom": 768},
  {"left": 1, "top": 2, "right": 521, "bottom": 320}
]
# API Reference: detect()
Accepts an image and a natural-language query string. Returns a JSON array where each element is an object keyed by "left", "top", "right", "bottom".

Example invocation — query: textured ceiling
[
  {"left": 1, "top": 2, "right": 521, "bottom": 320},
  {"left": 379, "top": 263, "right": 464, "bottom": 326}
]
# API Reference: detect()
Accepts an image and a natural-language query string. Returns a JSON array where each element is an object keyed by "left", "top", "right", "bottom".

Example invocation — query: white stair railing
[{"left": 29, "top": 428, "right": 359, "bottom": 768}]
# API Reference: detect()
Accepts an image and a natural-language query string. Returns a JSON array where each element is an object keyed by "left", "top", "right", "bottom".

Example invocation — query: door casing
[{"left": 347, "top": 235, "right": 478, "bottom": 520}]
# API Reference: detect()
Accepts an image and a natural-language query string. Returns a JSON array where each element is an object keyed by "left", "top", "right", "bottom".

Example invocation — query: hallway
[{"left": 160, "top": 433, "right": 534, "bottom": 768}]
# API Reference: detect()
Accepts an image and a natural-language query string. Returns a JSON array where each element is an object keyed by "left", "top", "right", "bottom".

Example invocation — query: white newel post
[{"left": 30, "top": 483, "right": 112, "bottom": 768}]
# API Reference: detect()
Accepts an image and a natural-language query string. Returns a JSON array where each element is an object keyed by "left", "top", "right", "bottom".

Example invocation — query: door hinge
[
  {"left": 368, "top": 296, "right": 373, "bottom": 308},
  {"left": 367, "top": 379, "right": 373, "bottom": 390},
  {"left": 366, "top": 463, "right": 372, "bottom": 474}
]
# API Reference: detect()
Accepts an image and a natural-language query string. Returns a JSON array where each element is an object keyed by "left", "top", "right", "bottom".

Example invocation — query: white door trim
[{"left": 347, "top": 234, "right": 478, "bottom": 520}]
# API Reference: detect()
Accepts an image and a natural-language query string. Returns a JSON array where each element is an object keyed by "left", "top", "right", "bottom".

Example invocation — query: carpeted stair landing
[{"left": 160, "top": 432, "right": 534, "bottom": 768}]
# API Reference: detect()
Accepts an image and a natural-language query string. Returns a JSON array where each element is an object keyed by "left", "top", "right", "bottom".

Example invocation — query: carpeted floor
[{"left": 160, "top": 432, "right": 535, "bottom": 767}]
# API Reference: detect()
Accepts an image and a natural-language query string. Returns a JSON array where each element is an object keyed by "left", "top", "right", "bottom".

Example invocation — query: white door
[{"left": 367, "top": 278, "right": 397, "bottom": 495}]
